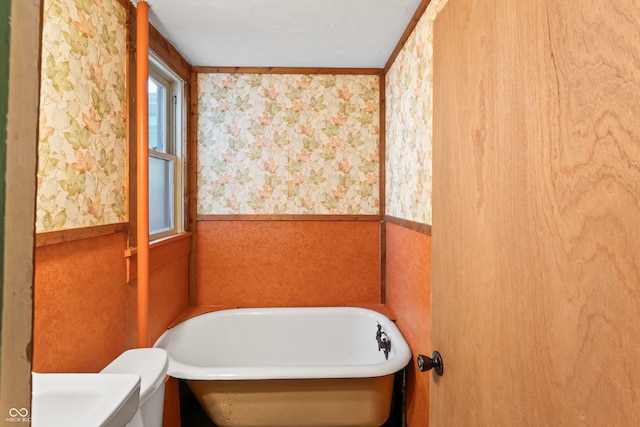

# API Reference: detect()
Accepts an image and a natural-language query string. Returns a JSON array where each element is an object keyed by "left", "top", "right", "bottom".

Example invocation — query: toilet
[{"left": 101, "top": 348, "right": 169, "bottom": 427}]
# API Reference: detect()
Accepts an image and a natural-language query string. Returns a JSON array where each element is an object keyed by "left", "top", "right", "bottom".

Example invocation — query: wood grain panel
[
  {"left": 188, "top": 70, "right": 199, "bottom": 304},
  {"left": 196, "top": 214, "right": 382, "bottom": 221},
  {"left": 432, "top": 0, "right": 640, "bottom": 425},
  {"left": 149, "top": 24, "right": 191, "bottom": 82},
  {"left": 35, "top": 223, "right": 128, "bottom": 247},
  {"left": 379, "top": 73, "right": 387, "bottom": 215}
]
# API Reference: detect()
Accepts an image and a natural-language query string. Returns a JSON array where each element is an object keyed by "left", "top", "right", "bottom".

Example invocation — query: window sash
[
  {"left": 148, "top": 56, "right": 183, "bottom": 241},
  {"left": 148, "top": 67, "right": 174, "bottom": 155},
  {"left": 149, "top": 151, "right": 176, "bottom": 237}
]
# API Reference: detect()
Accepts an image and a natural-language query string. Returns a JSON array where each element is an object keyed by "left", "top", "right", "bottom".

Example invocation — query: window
[{"left": 148, "top": 56, "right": 184, "bottom": 239}]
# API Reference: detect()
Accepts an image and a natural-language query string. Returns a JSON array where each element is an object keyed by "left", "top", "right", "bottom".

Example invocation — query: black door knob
[{"left": 417, "top": 351, "right": 444, "bottom": 376}]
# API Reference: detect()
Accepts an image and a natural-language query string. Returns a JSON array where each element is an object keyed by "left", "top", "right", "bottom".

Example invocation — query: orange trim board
[{"left": 385, "top": 215, "right": 432, "bottom": 235}]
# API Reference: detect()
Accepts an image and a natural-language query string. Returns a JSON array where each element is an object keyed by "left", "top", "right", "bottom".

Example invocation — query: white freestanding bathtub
[{"left": 154, "top": 307, "right": 411, "bottom": 427}]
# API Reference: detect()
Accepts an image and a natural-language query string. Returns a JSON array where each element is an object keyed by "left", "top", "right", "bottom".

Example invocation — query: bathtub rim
[{"left": 154, "top": 306, "right": 412, "bottom": 381}]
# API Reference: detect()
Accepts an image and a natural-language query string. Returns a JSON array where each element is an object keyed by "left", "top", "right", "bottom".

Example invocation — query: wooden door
[{"left": 431, "top": 0, "right": 640, "bottom": 425}]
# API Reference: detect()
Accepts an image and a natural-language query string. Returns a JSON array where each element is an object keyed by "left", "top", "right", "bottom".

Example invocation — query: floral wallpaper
[
  {"left": 385, "top": 0, "right": 448, "bottom": 225},
  {"left": 36, "top": 0, "right": 128, "bottom": 232},
  {"left": 197, "top": 73, "right": 380, "bottom": 215}
]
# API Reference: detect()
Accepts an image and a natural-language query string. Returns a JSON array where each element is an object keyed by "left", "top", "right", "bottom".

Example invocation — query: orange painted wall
[
  {"left": 196, "top": 220, "right": 382, "bottom": 307},
  {"left": 33, "top": 232, "right": 189, "bottom": 372},
  {"left": 33, "top": 233, "right": 135, "bottom": 372},
  {"left": 148, "top": 255, "right": 189, "bottom": 343},
  {"left": 384, "top": 222, "right": 431, "bottom": 426}
]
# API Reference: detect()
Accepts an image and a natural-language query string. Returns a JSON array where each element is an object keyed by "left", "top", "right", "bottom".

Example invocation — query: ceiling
[{"left": 146, "top": 0, "right": 423, "bottom": 69}]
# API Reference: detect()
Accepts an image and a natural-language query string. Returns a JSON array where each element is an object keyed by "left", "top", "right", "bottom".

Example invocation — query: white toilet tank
[{"left": 101, "top": 348, "right": 169, "bottom": 427}]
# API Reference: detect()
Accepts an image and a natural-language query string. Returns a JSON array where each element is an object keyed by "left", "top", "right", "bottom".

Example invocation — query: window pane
[
  {"left": 149, "top": 155, "right": 174, "bottom": 235},
  {"left": 148, "top": 77, "right": 167, "bottom": 152}
]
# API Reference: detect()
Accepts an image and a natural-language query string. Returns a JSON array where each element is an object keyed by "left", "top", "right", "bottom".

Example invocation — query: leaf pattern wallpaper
[
  {"left": 197, "top": 73, "right": 380, "bottom": 215},
  {"left": 385, "top": 0, "right": 448, "bottom": 225},
  {"left": 36, "top": 0, "right": 127, "bottom": 232}
]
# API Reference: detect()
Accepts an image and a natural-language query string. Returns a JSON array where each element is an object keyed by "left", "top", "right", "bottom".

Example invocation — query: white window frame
[{"left": 148, "top": 54, "right": 185, "bottom": 241}]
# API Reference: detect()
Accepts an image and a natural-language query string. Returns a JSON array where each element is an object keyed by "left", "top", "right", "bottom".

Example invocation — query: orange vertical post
[{"left": 135, "top": 0, "right": 150, "bottom": 348}]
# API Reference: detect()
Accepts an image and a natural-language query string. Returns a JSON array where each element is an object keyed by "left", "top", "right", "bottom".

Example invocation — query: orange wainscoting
[
  {"left": 384, "top": 222, "right": 432, "bottom": 426},
  {"left": 33, "top": 231, "right": 189, "bottom": 373},
  {"left": 33, "top": 232, "right": 135, "bottom": 373},
  {"left": 126, "top": 234, "right": 191, "bottom": 345},
  {"left": 196, "top": 220, "right": 382, "bottom": 307},
  {"left": 163, "top": 377, "right": 181, "bottom": 427},
  {"left": 147, "top": 253, "right": 190, "bottom": 344}
]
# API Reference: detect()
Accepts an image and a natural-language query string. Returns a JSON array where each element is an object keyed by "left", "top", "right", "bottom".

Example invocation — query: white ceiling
[{"left": 146, "top": 0, "right": 423, "bottom": 68}]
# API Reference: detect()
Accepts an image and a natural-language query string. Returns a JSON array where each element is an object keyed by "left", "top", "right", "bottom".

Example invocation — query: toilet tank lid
[{"left": 101, "top": 348, "right": 169, "bottom": 402}]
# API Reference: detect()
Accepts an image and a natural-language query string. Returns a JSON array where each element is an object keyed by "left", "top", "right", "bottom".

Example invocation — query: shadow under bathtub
[{"left": 178, "top": 370, "right": 405, "bottom": 427}]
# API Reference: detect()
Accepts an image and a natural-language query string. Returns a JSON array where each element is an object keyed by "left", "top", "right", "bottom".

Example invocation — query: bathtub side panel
[
  {"left": 187, "top": 376, "right": 393, "bottom": 427},
  {"left": 196, "top": 220, "right": 381, "bottom": 307}
]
